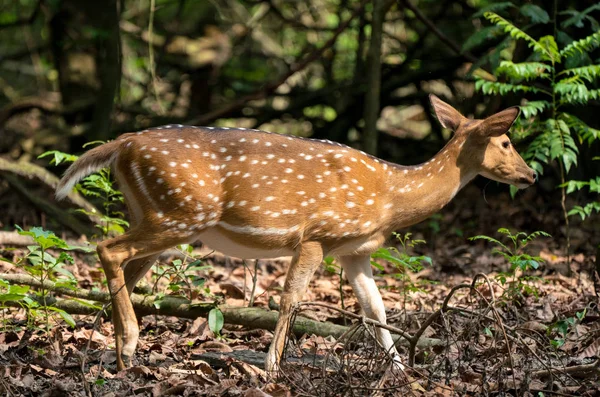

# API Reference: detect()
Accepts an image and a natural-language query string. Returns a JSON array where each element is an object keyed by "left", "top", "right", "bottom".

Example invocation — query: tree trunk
[{"left": 362, "top": 0, "right": 385, "bottom": 155}]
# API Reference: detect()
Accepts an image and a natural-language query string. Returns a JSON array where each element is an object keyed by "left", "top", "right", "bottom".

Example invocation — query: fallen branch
[
  {"left": 0, "top": 157, "right": 102, "bottom": 229},
  {"left": 1, "top": 173, "right": 94, "bottom": 237},
  {"left": 0, "top": 96, "right": 95, "bottom": 127},
  {"left": 532, "top": 359, "right": 600, "bottom": 379},
  {"left": 0, "top": 273, "right": 441, "bottom": 349},
  {"left": 0, "top": 231, "right": 93, "bottom": 252}
]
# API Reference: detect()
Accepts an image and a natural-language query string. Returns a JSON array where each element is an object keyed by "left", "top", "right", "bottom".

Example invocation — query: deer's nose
[{"left": 532, "top": 171, "right": 538, "bottom": 182}]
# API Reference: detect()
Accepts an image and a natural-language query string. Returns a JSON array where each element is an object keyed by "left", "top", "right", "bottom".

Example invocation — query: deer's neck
[{"left": 386, "top": 136, "right": 474, "bottom": 229}]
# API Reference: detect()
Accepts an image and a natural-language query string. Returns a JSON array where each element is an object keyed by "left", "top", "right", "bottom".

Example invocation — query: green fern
[
  {"left": 519, "top": 100, "right": 550, "bottom": 118},
  {"left": 560, "top": 30, "right": 600, "bottom": 57},
  {"left": 475, "top": 80, "right": 543, "bottom": 96},
  {"left": 484, "top": 13, "right": 558, "bottom": 62},
  {"left": 559, "top": 65, "right": 600, "bottom": 83},
  {"left": 471, "top": 5, "right": 600, "bottom": 226},
  {"left": 496, "top": 61, "right": 552, "bottom": 81},
  {"left": 561, "top": 113, "right": 600, "bottom": 145}
]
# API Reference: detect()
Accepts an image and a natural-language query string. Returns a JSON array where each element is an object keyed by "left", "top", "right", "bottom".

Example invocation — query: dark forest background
[{"left": 0, "top": 1, "right": 600, "bottom": 394}]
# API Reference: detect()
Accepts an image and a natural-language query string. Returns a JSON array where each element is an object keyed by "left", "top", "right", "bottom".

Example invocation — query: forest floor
[{"left": 0, "top": 183, "right": 599, "bottom": 396}]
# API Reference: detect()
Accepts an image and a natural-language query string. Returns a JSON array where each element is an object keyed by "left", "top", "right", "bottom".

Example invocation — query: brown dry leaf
[
  {"left": 432, "top": 384, "right": 454, "bottom": 396},
  {"left": 220, "top": 282, "right": 245, "bottom": 299},
  {"left": 149, "top": 350, "right": 167, "bottom": 365},
  {"left": 301, "top": 335, "right": 342, "bottom": 353},
  {"left": 263, "top": 383, "right": 291, "bottom": 397},
  {"left": 187, "top": 316, "right": 208, "bottom": 336},
  {"left": 232, "top": 360, "right": 266, "bottom": 381},
  {"left": 116, "top": 365, "right": 155, "bottom": 380},
  {"left": 169, "top": 360, "right": 215, "bottom": 379},
  {"left": 578, "top": 337, "right": 600, "bottom": 359},
  {"left": 71, "top": 328, "right": 109, "bottom": 348},
  {"left": 244, "top": 388, "right": 271, "bottom": 397},
  {"left": 201, "top": 340, "right": 233, "bottom": 352},
  {"left": 521, "top": 321, "right": 548, "bottom": 333}
]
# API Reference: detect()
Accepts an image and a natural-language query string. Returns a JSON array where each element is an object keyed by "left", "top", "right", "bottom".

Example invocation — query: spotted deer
[{"left": 55, "top": 95, "right": 536, "bottom": 372}]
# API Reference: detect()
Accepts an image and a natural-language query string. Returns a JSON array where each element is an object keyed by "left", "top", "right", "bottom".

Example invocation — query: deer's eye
[{"left": 502, "top": 141, "right": 510, "bottom": 149}]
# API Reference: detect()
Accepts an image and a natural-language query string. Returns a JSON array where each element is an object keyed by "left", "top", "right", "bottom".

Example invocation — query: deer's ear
[
  {"left": 479, "top": 107, "right": 520, "bottom": 137},
  {"left": 430, "top": 94, "right": 465, "bottom": 131}
]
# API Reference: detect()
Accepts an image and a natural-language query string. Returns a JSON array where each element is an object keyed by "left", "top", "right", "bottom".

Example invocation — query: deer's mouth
[{"left": 514, "top": 168, "right": 536, "bottom": 188}]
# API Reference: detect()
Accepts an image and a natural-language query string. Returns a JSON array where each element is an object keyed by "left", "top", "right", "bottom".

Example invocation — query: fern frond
[
  {"left": 555, "top": 80, "right": 600, "bottom": 104},
  {"left": 553, "top": 120, "right": 579, "bottom": 172},
  {"left": 484, "top": 12, "right": 558, "bottom": 62},
  {"left": 496, "top": 61, "right": 551, "bottom": 81},
  {"left": 523, "top": 131, "right": 551, "bottom": 174},
  {"left": 560, "top": 30, "right": 600, "bottom": 57},
  {"left": 559, "top": 65, "right": 600, "bottom": 83},
  {"left": 468, "top": 235, "right": 510, "bottom": 252},
  {"left": 519, "top": 100, "right": 550, "bottom": 118},
  {"left": 560, "top": 113, "right": 600, "bottom": 145},
  {"left": 475, "top": 79, "right": 544, "bottom": 96}
]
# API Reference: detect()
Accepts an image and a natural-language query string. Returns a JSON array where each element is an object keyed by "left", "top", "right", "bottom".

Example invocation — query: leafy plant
[
  {"left": 470, "top": 4, "right": 600, "bottom": 249},
  {"left": 549, "top": 309, "right": 587, "bottom": 349},
  {"left": 469, "top": 228, "right": 550, "bottom": 302},
  {"left": 151, "top": 244, "right": 212, "bottom": 301},
  {"left": 323, "top": 256, "right": 346, "bottom": 312},
  {"left": 371, "top": 233, "right": 433, "bottom": 300},
  {"left": 40, "top": 145, "right": 129, "bottom": 237},
  {"left": 0, "top": 226, "right": 93, "bottom": 331}
]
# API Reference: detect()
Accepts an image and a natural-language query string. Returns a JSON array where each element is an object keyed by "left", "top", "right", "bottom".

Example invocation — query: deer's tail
[{"left": 55, "top": 140, "right": 123, "bottom": 200}]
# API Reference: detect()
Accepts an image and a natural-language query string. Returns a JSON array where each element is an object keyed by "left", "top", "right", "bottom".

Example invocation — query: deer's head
[{"left": 430, "top": 94, "right": 536, "bottom": 189}]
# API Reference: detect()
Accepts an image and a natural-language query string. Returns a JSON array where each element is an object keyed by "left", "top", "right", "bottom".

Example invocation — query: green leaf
[
  {"left": 559, "top": 65, "right": 600, "bottom": 83},
  {"left": 520, "top": 4, "right": 550, "bottom": 24},
  {"left": 484, "top": 12, "right": 557, "bottom": 62},
  {"left": 538, "top": 36, "right": 561, "bottom": 63},
  {"left": 468, "top": 234, "right": 510, "bottom": 252},
  {"left": 519, "top": 100, "right": 550, "bottom": 118},
  {"left": 560, "top": 30, "right": 600, "bottom": 57},
  {"left": 561, "top": 4, "right": 600, "bottom": 29},
  {"left": 48, "top": 307, "right": 76, "bottom": 327},
  {"left": 208, "top": 308, "right": 224, "bottom": 334},
  {"left": 0, "top": 293, "right": 27, "bottom": 302},
  {"left": 475, "top": 79, "right": 543, "bottom": 96},
  {"left": 38, "top": 150, "right": 79, "bottom": 166},
  {"left": 15, "top": 226, "right": 69, "bottom": 251},
  {"left": 496, "top": 61, "right": 552, "bottom": 81},
  {"left": 560, "top": 113, "right": 600, "bottom": 145}
]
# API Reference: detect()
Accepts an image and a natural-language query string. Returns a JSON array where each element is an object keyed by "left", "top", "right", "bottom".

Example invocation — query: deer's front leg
[
  {"left": 266, "top": 241, "right": 324, "bottom": 372},
  {"left": 339, "top": 254, "right": 404, "bottom": 370}
]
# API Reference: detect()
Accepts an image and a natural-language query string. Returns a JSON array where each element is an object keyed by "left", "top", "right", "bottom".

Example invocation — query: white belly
[{"left": 196, "top": 228, "right": 294, "bottom": 259}]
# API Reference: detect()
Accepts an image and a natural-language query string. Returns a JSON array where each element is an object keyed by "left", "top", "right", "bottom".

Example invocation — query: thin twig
[
  {"left": 296, "top": 301, "right": 413, "bottom": 342},
  {"left": 186, "top": 0, "right": 370, "bottom": 126},
  {"left": 249, "top": 260, "right": 259, "bottom": 307},
  {"left": 148, "top": 0, "right": 164, "bottom": 115},
  {"left": 399, "top": 0, "right": 478, "bottom": 63}
]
